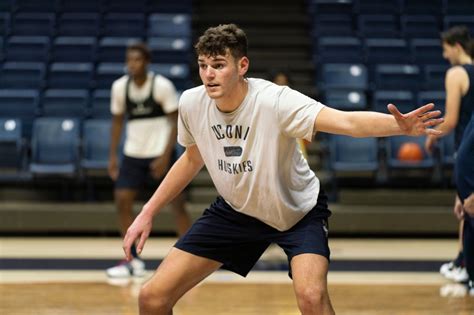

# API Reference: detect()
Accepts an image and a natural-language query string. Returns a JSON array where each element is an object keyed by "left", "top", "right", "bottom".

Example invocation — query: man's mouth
[{"left": 207, "top": 83, "right": 219, "bottom": 87}]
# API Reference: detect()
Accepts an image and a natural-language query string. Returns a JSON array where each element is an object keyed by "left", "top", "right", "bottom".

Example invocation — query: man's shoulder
[
  {"left": 180, "top": 85, "right": 207, "bottom": 105},
  {"left": 111, "top": 75, "right": 129, "bottom": 90}
]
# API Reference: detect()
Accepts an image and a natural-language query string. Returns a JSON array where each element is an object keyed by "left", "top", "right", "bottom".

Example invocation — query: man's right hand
[
  {"left": 454, "top": 196, "right": 464, "bottom": 220},
  {"left": 108, "top": 156, "right": 119, "bottom": 180},
  {"left": 123, "top": 211, "right": 153, "bottom": 261}
]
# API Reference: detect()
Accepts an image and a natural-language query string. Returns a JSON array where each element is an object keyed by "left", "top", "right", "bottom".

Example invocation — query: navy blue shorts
[
  {"left": 174, "top": 191, "right": 331, "bottom": 277},
  {"left": 115, "top": 144, "right": 184, "bottom": 190}
]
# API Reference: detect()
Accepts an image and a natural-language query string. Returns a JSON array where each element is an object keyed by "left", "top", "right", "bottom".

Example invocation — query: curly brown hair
[{"left": 195, "top": 24, "right": 248, "bottom": 60}]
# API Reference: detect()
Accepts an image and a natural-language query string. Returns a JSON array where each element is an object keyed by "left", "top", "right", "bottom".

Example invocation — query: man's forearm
[{"left": 347, "top": 111, "right": 402, "bottom": 138}]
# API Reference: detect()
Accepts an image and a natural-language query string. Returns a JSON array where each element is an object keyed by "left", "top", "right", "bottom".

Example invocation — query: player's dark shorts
[
  {"left": 175, "top": 190, "right": 331, "bottom": 278},
  {"left": 115, "top": 144, "right": 184, "bottom": 190}
]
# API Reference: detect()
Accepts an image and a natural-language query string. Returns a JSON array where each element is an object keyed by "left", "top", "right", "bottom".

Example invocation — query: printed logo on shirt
[
  {"left": 224, "top": 146, "right": 243, "bottom": 157},
  {"left": 131, "top": 103, "right": 153, "bottom": 116},
  {"left": 211, "top": 124, "right": 250, "bottom": 141}
]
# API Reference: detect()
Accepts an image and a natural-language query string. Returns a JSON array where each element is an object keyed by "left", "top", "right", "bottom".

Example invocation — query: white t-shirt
[
  {"left": 178, "top": 78, "right": 326, "bottom": 231},
  {"left": 111, "top": 72, "right": 178, "bottom": 158}
]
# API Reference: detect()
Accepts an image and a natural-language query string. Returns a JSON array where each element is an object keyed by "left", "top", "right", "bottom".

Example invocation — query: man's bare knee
[
  {"left": 296, "top": 285, "right": 331, "bottom": 315},
  {"left": 139, "top": 282, "right": 173, "bottom": 314}
]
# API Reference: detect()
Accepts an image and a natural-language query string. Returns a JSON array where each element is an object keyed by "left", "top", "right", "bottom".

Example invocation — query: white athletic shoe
[
  {"left": 106, "top": 258, "right": 146, "bottom": 278},
  {"left": 469, "top": 281, "right": 474, "bottom": 296},
  {"left": 440, "top": 262, "right": 469, "bottom": 283}
]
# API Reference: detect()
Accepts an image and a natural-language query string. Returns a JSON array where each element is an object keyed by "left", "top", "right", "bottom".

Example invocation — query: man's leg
[
  {"left": 115, "top": 188, "right": 138, "bottom": 236},
  {"left": 291, "top": 253, "right": 335, "bottom": 315},
  {"left": 170, "top": 193, "right": 192, "bottom": 236},
  {"left": 139, "top": 247, "right": 222, "bottom": 315}
]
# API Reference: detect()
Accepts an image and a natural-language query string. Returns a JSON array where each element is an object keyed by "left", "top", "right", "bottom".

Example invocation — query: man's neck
[
  {"left": 133, "top": 73, "right": 148, "bottom": 87},
  {"left": 215, "top": 79, "right": 248, "bottom": 113}
]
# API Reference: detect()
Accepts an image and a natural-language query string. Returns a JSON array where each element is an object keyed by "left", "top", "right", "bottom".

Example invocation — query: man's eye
[
  {"left": 199, "top": 64, "right": 207, "bottom": 70},
  {"left": 214, "top": 64, "right": 224, "bottom": 69}
]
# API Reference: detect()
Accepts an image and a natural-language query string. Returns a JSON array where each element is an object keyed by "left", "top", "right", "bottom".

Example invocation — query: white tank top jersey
[
  {"left": 178, "top": 78, "right": 326, "bottom": 231},
  {"left": 111, "top": 72, "right": 178, "bottom": 158}
]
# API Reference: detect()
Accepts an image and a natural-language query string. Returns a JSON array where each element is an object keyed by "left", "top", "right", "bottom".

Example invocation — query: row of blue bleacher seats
[
  {"left": 0, "top": 0, "right": 192, "bottom": 14},
  {"left": 0, "top": 36, "right": 191, "bottom": 63},
  {"left": 314, "top": 37, "right": 449, "bottom": 65},
  {"left": 319, "top": 63, "right": 447, "bottom": 95},
  {"left": 323, "top": 89, "right": 446, "bottom": 114},
  {"left": 310, "top": 14, "right": 474, "bottom": 39},
  {"left": 327, "top": 133, "right": 455, "bottom": 184},
  {"left": 307, "top": 0, "right": 474, "bottom": 16},
  {"left": 0, "top": 12, "right": 192, "bottom": 38},
  {"left": 0, "top": 61, "right": 190, "bottom": 90},
  {"left": 0, "top": 117, "right": 113, "bottom": 180}
]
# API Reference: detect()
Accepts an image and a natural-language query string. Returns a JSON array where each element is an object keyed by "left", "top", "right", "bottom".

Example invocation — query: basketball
[{"left": 397, "top": 142, "right": 424, "bottom": 162}]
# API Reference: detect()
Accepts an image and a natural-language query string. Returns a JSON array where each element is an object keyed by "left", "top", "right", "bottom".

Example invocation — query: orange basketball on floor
[{"left": 397, "top": 142, "right": 424, "bottom": 162}]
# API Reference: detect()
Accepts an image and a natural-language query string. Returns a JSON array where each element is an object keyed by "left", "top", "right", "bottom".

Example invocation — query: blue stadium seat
[
  {"left": 14, "top": 0, "right": 58, "bottom": 12},
  {"left": 0, "top": 118, "right": 25, "bottom": 175},
  {"left": 358, "top": 14, "right": 399, "bottom": 38},
  {"left": 444, "top": 15, "right": 474, "bottom": 35},
  {"left": 0, "top": 37, "right": 3, "bottom": 61},
  {"left": 0, "top": 62, "right": 45, "bottom": 89},
  {"left": 95, "top": 63, "right": 124, "bottom": 89},
  {"left": 52, "top": 36, "right": 96, "bottom": 62},
  {"left": 148, "top": 14, "right": 191, "bottom": 38},
  {"left": 30, "top": 117, "right": 80, "bottom": 175},
  {"left": 147, "top": 0, "right": 193, "bottom": 14},
  {"left": 149, "top": 63, "right": 191, "bottom": 90},
  {"left": 423, "top": 64, "right": 449, "bottom": 90},
  {"left": 58, "top": 0, "right": 102, "bottom": 13},
  {"left": 90, "top": 89, "right": 111, "bottom": 118},
  {"left": 316, "top": 37, "right": 364, "bottom": 63},
  {"left": 98, "top": 37, "right": 141, "bottom": 63},
  {"left": 308, "top": 0, "right": 354, "bottom": 15},
  {"left": 329, "top": 135, "right": 379, "bottom": 172},
  {"left": 57, "top": 13, "right": 100, "bottom": 37},
  {"left": 373, "top": 90, "right": 414, "bottom": 113},
  {"left": 401, "top": 0, "right": 444, "bottom": 16},
  {"left": 42, "top": 89, "right": 89, "bottom": 118},
  {"left": 374, "top": 64, "right": 420, "bottom": 92},
  {"left": 324, "top": 89, "right": 367, "bottom": 110},
  {"left": 321, "top": 63, "right": 368, "bottom": 89},
  {"left": 0, "top": 0, "right": 14, "bottom": 12},
  {"left": 417, "top": 90, "right": 446, "bottom": 112},
  {"left": 11, "top": 13, "right": 55, "bottom": 37},
  {"left": 0, "top": 89, "right": 39, "bottom": 137},
  {"left": 0, "top": 13, "right": 10, "bottom": 36},
  {"left": 386, "top": 135, "right": 435, "bottom": 169},
  {"left": 311, "top": 14, "right": 354, "bottom": 37},
  {"left": 81, "top": 119, "right": 112, "bottom": 170},
  {"left": 354, "top": 0, "right": 400, "bottom": 14},
  {"left": 445, "top": 0, "right": 474, "bottom": 15},
  {"left": 401, "top": 15, "right": 440, "bottom": 39},
  {"left": 365, "top": 39, "right": 411, "bottom": 65},
  {"left": 103, "top": 13, "right": 146, "bottom": 38},
  {"left": 6, "top": 36, "right": 50, "bottom": 62},
  {"left": 103, "top": 0, "right": 147, "bottom": 13},
  {"left": 48, "top": 62, "right": 94, "bottom": 89},
  {"left": 148, "top": 37, "right": 191, "bottom": 63},
  {"left": 410, "top": 39, "right": 446, "bottom": 65}
]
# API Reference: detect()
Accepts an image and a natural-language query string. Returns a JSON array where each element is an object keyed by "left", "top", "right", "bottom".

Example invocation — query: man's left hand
[{"left": 388, "top": 103, "right": 444, "bottom": 137}]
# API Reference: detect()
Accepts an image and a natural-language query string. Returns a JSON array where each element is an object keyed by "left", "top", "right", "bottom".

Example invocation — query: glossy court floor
[{"left": 1, "top": 237, "right": 473, "bottom": 314}]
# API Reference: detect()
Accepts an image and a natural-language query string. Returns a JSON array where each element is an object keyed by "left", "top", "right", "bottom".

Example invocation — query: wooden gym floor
[{"left": 1, "top": 237, "right": 473, "bottom": 314}]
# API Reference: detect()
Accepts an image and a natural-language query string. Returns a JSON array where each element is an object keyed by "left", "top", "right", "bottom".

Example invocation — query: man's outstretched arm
[{"left": 315, "top": 103, "right": 443, "bottom": 138}]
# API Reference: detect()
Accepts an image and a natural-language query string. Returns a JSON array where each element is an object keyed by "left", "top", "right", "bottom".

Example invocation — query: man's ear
[{"left": 239, "top": 56, "right": 249, "bottom": 76}]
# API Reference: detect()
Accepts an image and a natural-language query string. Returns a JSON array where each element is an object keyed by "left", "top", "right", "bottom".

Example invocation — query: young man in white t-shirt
[
  {"left": 106, "top": 43, "right": 191, "bottom": 278},
  {"left": 122, "top": 25, "right": 444, "bottom": 314}
]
